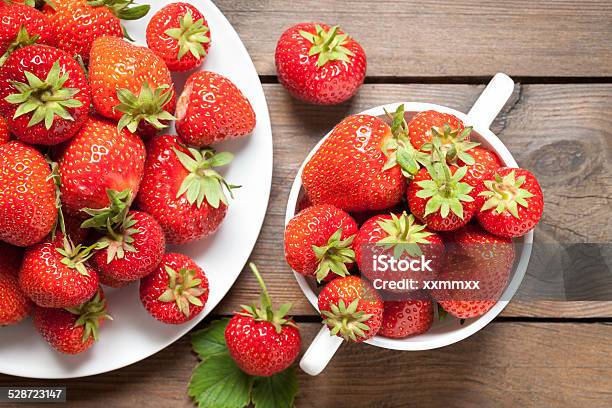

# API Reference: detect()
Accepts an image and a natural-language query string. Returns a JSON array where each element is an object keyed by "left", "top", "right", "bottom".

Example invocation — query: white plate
[{"left": 0, "top": 0, "right": 272, "bottom": 379}]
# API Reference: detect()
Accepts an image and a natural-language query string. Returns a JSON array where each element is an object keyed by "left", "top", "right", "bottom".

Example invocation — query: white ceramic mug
[{"left": 284, "top": 73, "right": 534, "bottom": 376}]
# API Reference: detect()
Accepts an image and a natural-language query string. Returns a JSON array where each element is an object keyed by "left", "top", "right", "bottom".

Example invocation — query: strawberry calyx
[
  {"left": 479, "top": 170, "right": 534, "bottom": 218},
  {"left": 56, "top": 236, "right": 98, "bottom": 276},
  {"left": 165, "top": 9, "right": 210, "bottom": 61},
  {"left": 158, "top": 265, "right": 207, "bottom": 318},
  {"left": 416, "top": 139, "right": 474, "bottom": 220},
  {"left": 86, "top": 0, "right": 150, "bottom": 20},
  {"left": 238, "top": 263, "right": 297, "bottom": 334},
  {"left": 311, "top": 228, "right": 355, "bottom": 282},
  {"left": 383, "top": 104, "right": 431, "bottom": 178},
  {"left": 116, "top": 82, "right": 176, "bottom": 134},
  {"left": 321, "top": 298, "right": 373, "bottom": 341},
  {"left": 46, "top": 157, "right": 65, "bottom": 241},
  {"left": 376, "top": 212, "right": 434, "bottom": 259},
  {"left": 173, "top": 146, "right": 239, "bottom": 209},
  {"left": 421, "top": 123, "right": 479, "bottom": 165},
  {"left": 0, "top": 26, "right": 40, "bottom": 66},
  {"left": 4, "top": 60, "right": 84, "bottom": 130},
  {"left": 65, "top": 291, "right": 112, "bottom": 343},
  {"left": 299, "top": 24, "right": 355, "bottom": 68}
]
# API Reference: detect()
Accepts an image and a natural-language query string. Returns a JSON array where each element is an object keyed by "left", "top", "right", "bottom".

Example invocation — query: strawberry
[
  {"left": 379, "top": 296, "right": 434, "bottom": 339},
  {"left": 0, "top": 45, "right": 90, "bottom": 145},
  {"left": 83, "top": 189, "right": 165, "bottom": 282},
  {"left": 64, "top": 215, "right": 90, "bottom": 244},
  {"left": 302, "top": 114, "right": 405, "bottom": 212},
  {"left": 407, "top": 143, "right": 477, "bottom": 231},
  {"left": 139, "top": 252, "right": 209, "bottom": 325},
  {"left": 225, "top": 263, "right": 301, "bottom": 377},
  {"left": 284, "top": 204, "right": 357, "bottom": 282},
  {"left": 458, "top": 146, "right": 503, "bottom": 187},
  {"left": 19, "top": 234, "right": 100, "bottom": 308},
  {"left": 275, "top": 22, "right": 366, "bottom": 105},
  {"left": 136, "top": 135, "right": 236, "bottom": 245},
  {"left": 0, "top": 266, "right": 32, "bottom": 326},
  {"left": 146, "top": 2, "right": 210, "bottom": 72},
  {"left": 318, "top": 275, "right": 383, "bottom": 342},
  {"left": 409, "top": 110, "right": 468, "bottom": 151},
  {"left": 89, "top": 36, "right": 176, "bottom": 138},
  {"left": 34, "top": 290, "right": 111, "bottom": 354},
  {"left": 431, "top": 224, "right": 515, "bottom": 319},
  {"left": 175, "top": 71, "right": 255, "bottom": 147},
  {"left": 0, "top": 141, "right": 57, "bottom": 247},
  {"left": 0, "top": 2, "right": 55, "bottom": 63},
  {"left": 0, "top": 115, "right": 9, "bottom": 144},
  {"left": 0, "top": 241, "right": 23, "bottom": 276},
  {"left": 42, "top": 0, "right": 149, "bottom": 61},
  {"left": 353, "top": 212, "right": 444, "bottom": 291},
  {"left": 475, "top": 168, "right": 544, "bottom": 238},
  {"left": 58, "top": 116, "right": 145, "bottom": 216},
  {"left": 98, "top": 269, "right": 130, "bottom": 288}
]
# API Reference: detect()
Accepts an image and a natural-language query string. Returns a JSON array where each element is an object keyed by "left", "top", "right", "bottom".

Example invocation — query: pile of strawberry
[
  {"left": 0, "top": 1, "right": 256, "bottom": 354},
  {"left": 284, "top": 105, "right": 544, "bottom": 342}
]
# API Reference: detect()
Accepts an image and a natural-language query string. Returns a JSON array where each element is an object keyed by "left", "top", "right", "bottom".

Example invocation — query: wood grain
[
  {"left": 215, "top": 83, "right": 612, "bottom": 318},
  {"left": 216, "top": 0, "right": 612, "bottom": 77},
  {"left": 1, "top": 322, "right": 610, "bottom": 407}
]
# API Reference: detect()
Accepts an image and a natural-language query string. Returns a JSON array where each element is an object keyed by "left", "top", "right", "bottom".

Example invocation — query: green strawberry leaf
[
  {"left": 188, "top": 355, "right": 253, "bottom": 408},
  {"left": 191, "top": 318, "right": 230, "bottom": 359},
  {"left": 252, "top": 367, "right": 298, "bottom": 408}
]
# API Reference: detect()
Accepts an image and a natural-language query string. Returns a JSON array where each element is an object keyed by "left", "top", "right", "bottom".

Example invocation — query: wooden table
[{"left": 2, "top": 1, "right": 611, "bottom": 406}]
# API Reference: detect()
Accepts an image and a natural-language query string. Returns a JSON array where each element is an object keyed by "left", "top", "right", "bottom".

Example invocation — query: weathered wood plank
[
  {"left": 216, "top": 0, "right": 612, "bottom": 77},
  {"left": 215, "top": 83, "right": 612, "bottom": 317},
  {"left": 1, "top": 322, "right": 610, "bottom": 407}
]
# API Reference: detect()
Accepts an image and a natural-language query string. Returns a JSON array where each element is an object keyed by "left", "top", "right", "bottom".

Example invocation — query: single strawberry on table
[
  {"left": 146, "top": 2, "right": 210, "bottom": 72},
  {"left": 140, "top": 252, "right": 209, "bottom": 325},
  {"left": 318, "top": 275, "right": 383, "bottom": 342},
  {"left": 379, "top": 295, "right": 434, "bottom": 339},
  {"left": 475, "top": 167, "right": 544, "bottom": 238},
  {"left": 175, "top": 71, "right": 255, "bottom": 147},
  {"left": 225, "top": 263, "right": 301, "bottom": 376},
  {"left": 0, "top": 2, "right": 56, "bottom": 62},
  {"left": 284, "top": 204, "right": 357, "bottom": 282},
  {"left": 82, "top": 189, "right": 165, "bottom": 282},
  {"left": 58, "top": 116, "right": 145, "bottom": 216},
  {"left": 0, "top": 141, "right": 57, "bottom": 247},
  {"left": 275, "top": 22, "right": 366, "bottom": 105},
  {"left": 302, "top": 114, "right": 405, "bottom": 212},
  {"left": 34, "top": 290, "right": 112, "bottom": 355},
  {"left": 136, "top": 135, "right": 237, "bottom": 245},
  {"left": 89, "top": 35, "right": 176, "bottom": 138},
  {"left": 19, "top": 234, "right": 100, "bottom": 308},
  {"left": 0, "top": 45, "right": 90, "bottom": 145},
  {"left": 42, "top": 0, "right": 149, "bottom": 61}
]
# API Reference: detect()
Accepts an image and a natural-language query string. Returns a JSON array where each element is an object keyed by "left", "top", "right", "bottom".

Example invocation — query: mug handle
[
  {"left": 466, "top": 73, "right": 515, "bottom": 130},
  {"left": 299, "top": 326, "right": 344, "bottom": 376}
]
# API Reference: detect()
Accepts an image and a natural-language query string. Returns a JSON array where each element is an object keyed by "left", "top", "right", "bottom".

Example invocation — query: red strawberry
[
  {"left": 459, "top": 146, "right": 503, "bottom": 187},
  {"left": 431, "top": 224, "right": 515, "bottom": 319},
  {"left": 175, "top": 71, "right": 255, "bottom": 147},
  {"left": 407, "top": 155, "right": 477, "bottom": 231},
  {"left": 302, "top": 114, "right": 405, "bottom": 212},
  {"left": 225, "top": 263, "right": 301, "bottom": 377},
  {"left": 284, "top": 204, "right": 357, "bottom": 282},
  {"left": 146, "top": 2, "right": 210, "bottom": 72},
  {"left": 0, "top": 2, "right": 55, "bottom": 62},
  {"left": 0, "top": 141, "right": 57, "bottom": 247},
  {"left": 136, "top": 135, "right": 236, "bottom": 245},
  {"left": 475, "top": 168, "right": 544, "bottom": 238},
  {"left": 42, "top": 0, "right": 149, "bottom": 61},
  {"left": 408, "top": 110, "right": 466, "bottom": 149},
  {"left": 353, "top": 212, "right": 444, "bottom": 292},
  {"left": 0, "top": 115, "right": 9, "bottom": 145},
  {"left": 379, "top": 296, "right": 434, "bottom": 339},
  {"left": 89, "top": 36, "right": 176, "bottom": 138},
  {"left": 19, "top": 234, "right": 100, "bottom": 308},
  {"left": 140, "top": 252, "right": 208, "bottom": 325},
  {"left": 83, "top": 190, "right": 165, "bottom": 282},
  {"left": 0, "top": 241, "right": 23, "bottom": 276},
  {"left": 0, "top": 45, "right": 90, "bottom": 145},
  {"left": 34, "top": 290, "right": 111, "bottom": 354},
  {"left": 318, "top": 275, "right": 383, "bottom": 342},
  {"left": 0, "top": 266, "right": 32, "bottom": 326},
  {"left": 98, "top": 269, "right": 130, "bottom": 288},
  {"left": 58, "top": 117, "right": 145, "bottom": 216},
  {"left": 275, "top": 22, "right": 366, "bottom": 105}
]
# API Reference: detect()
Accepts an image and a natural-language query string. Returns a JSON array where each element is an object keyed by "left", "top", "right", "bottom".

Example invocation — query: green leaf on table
[
  {"left": 188, "top": 355, "right": 253, "bottom": 408},
  {"left": 191, "top": 318, "right": 230, "bottom": 359},
  {"left": 252, "top": 367, "right": 299, "bottom": 408}
]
